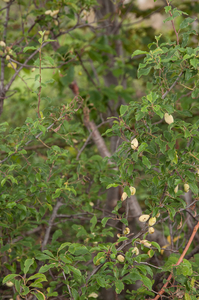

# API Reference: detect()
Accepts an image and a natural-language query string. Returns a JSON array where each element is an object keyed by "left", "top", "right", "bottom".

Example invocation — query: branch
[
  {"left": 11, "top": 226, "right": 42, "bottom": 244},
  {"left": 86, "top": 121, "right": 111, "bottom": 158},
  {"left": 162, "top": 71, "right": 183, "bottom": 99},
  {"left": 41, "top": 201, "right": 63, "bottom": 251},
  {"left": 76, "top": 120, "right": 111, "bottom": 159},
  {"left": 152, "top": 221, "right": 199, "bottom": 300},
  {"left": 75, "top": 50, "right": 98, "bottom": 88}
]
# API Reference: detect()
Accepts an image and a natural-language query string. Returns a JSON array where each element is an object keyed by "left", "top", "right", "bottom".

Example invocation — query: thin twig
[
  {"left": 75, "top": 50, "right": 98, "bottom": 88},
  {"left": 152, "top": 221, "right": 199, "bottom": 300},
  {"left": 62, "top": 271, "right": 73, "bottom": 299},
  {"left": 162, "top": 71, "right": 183, "bottom": 99}
]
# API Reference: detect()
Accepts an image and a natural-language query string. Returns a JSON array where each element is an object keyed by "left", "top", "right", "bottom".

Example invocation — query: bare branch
[{"left": 41, "top": 201, "right": 63, "bottom": 251}]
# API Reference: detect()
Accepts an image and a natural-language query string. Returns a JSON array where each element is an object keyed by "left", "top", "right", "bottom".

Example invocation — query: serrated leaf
[
  {"left": 3, "top": 274, "right": 18, "bottom": 284},
  {"left": 23, "top": 46, "right": 37, "bottom": 52},
  {"left": 27, "top": 274, "right": 47, "bottom": 282},
  {"left": 115, "top": 280, "right": 124, "bottom": 294},
  {"left": 179, "top": 17, "right": 195, "bottom": 29},
  {"left": 140, "top": 275, "right": 152, "bottom": 290},
  {"left": 68, "top": 265, "right": 81, "bottom": 277},
  {"left": 39, "top": 263, "right": 56, "bottom": 273},
  {"left": 106, "top": 183, "right": 120, "bottom": 189},
  {"left": 142, "top": 156, "right": 151, "bottom": 169},
  {"left": 90, "top": 215, "right": 97, "bottom": 231},
  {"left": 101, "top": 217, "right": 110, "bottom": 227},
  {"left": 132, "top": 50, "right": 148, "bottom": 58},
  {"left": 138, "top": 67, "right": 151, "bottom": 78},
  {"left": 24, "top": 258, "right": 34, "bottom": 274},
  {"left": 150, "top": 241, "right": 161, "bottom": 252},
  {"left": 31, "top": 291, "right": 45, "bottom": 300},
  {"left": 120, "top": 105, "right": 128, "bottom": 116}
]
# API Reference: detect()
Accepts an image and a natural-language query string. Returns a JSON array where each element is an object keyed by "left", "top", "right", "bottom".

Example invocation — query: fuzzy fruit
[
  {"left": 50, "top": 10, "right": 59, "bottom": 17},
  {"left": 132, "top": 247, "right": 139, "bottom": 255},
  {"left": 123, "top": 227, "right": 130, "bottom": 235},
  {"left": 6, "top": 281, "right": 14, "bottom": 287},
  {"left": 140, "top": 240, "right": 151, "bottom": 247},
  {"left": 139, "top": 214, "right": 150, "bottom": 222},
  {"left": 0, "top": 41, "right": 6, "bottom": 47},
  {"left": 184, "top": 183, "right": 189, "bottom": 193},
  {"left": 117, "top": 254, "right": 125, "bottom": 263},
  {"left": 45, "top": 10, "right": 52, "bottom": 15},
  {"left": 148, "top": 217, "right": 156, "bottom": 226},
  {"left": 148, "top": 227, "right": 155, "bottom": 234},
  {"left": 6, "top": 55, "right": 10, "bottom": 60},
  {"left": 88, "top": 292, "right": 98, "bottom": 298},
  {"left": 174, "top": 185, "right": 178, "bottom": 193},
  {"left": 130, "top": 186, "right": 136, "bottom": 195},
  {"left": 121, "top": 192, "right": 128, "bottom": 201},
  {"left": 7, "top": 62, "right": 17, "bottom": 69},
  {"left": 164, "top": 113, "right": 174, "bottom": 125},
  {"left": 156, "top": 212, "right": 160, "bottom": 218},
  {"left": 131, "top": 138, "right": 138, "bottom": 150}
]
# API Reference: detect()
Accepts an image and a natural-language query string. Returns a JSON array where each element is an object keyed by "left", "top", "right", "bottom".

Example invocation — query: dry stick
[
  {"left": 151, "top": 221, "right": 199, "bottom": 300},
  {"left": 41, "top": 201, "right": 63, "bottom": 251}
]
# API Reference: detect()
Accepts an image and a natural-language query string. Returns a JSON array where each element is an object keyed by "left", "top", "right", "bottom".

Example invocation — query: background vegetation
[{"left": 1, "top": 0, "right": 199, "bottom": 299}]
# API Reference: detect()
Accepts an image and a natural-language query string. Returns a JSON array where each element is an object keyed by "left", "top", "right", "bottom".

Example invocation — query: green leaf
[
  {"left": 43, "top": 250, "right": 54, "bottom": 258},
  {"left": 115, "top": 280, "right": 124, "bottom": 294},
  {"left": 106, "top": 183, "right": 120, "bottom": 189},
  {"left": 120, "top": 105, "right": 128, "bottom": 116},
  {"left": 176, "top": 259, "right": 193, "bottom": 276},
  {"left": 57, "top": 242, "right": 71, "bottom": 252},
  {"left": 52, "top": 229, "right": 62, "bottom": 244},
  {"left": 68, "top": 265, "right": 81, "bottom": 277},
  {"left": 31, "top": 291, "right": 45, "bottom": 300},
  {"left": 142, "top": 156, "right": 151, "bottom": 169},
  {"left": 138, "top": 142, "right": 148, "bottom": 154},
  {"left": 165, "top": 6, "right": 171, "bottom": 13},
  {"left": 101, "top": 217, "right": 110, "bottom": 227},
  {"left": 23, "top": 46, "right": 37, "bottom": 52},
  {"left": 27, "top": 274, "right": 47, "bottom": 282},
  {"left": 132, "top": 50, "right": 148, "bottom": 58},
  {"left": 138, "top": 67, "right": 152, "bottom": 78},
  {"left": 39, "top": 263, "right": 56, "bottom": 273},
  {"left": 140, "top": 275, "right": 152, "bottom": 290},
  {"left": 97, "top": 276, "right": 106, "bottom": 287},
  {"left": 190, "top": 58, "right": 199, "bottom": 69},
  {"left": 179, "top": 17, "right": 195, "bottom": 29},
  {"left": 150, "top": 241, "right": 161, "bottom": 252},
  {"left": 189, "top": 182, "right": 198, "bottom": 195},
  {"left": 90, "top": 215, "right": 97, "bottom": 231},
  {"left": 24, "top": 258, "right": 34, "bottom": 274},
  {"left": 3, "top": 274, "right": 18, "bottom": 284}
]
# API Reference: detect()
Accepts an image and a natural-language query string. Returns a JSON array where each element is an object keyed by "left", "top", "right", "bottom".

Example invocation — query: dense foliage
[{"left": 1, "top": 0, "right": 199, "bottom": 299}]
